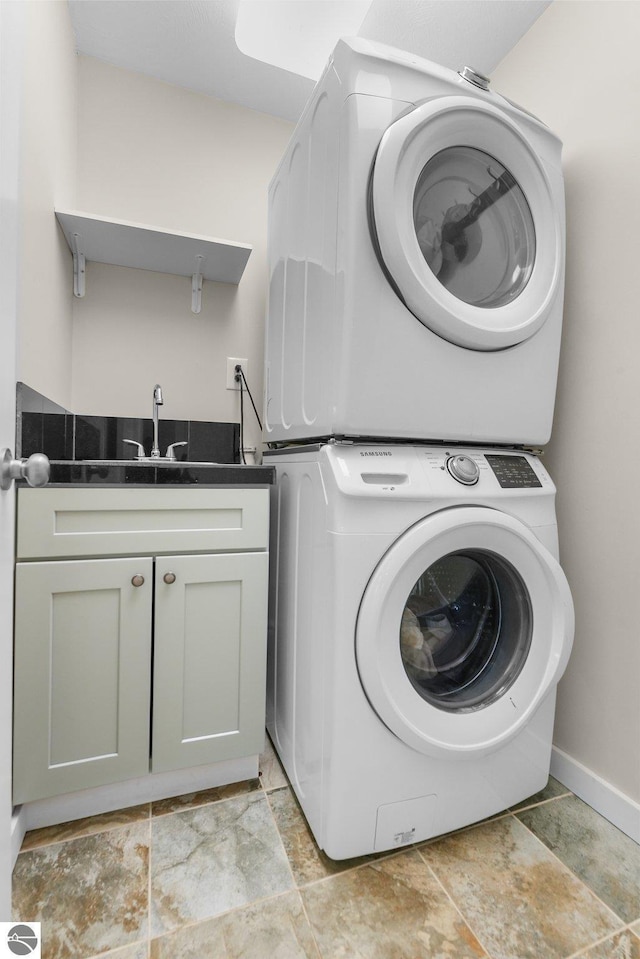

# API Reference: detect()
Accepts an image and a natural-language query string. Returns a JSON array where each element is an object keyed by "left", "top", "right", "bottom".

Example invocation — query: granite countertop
[{"left": 40, "top": 460, "right": 275, "bottom": 486}]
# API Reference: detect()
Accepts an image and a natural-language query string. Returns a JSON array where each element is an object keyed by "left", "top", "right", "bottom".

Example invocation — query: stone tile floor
[{"left": 12, "top": 737, "right": 640, "bottom": 959}]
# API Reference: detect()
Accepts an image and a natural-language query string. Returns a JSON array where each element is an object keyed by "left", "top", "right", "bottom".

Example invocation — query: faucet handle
[
  {"left": 123, "top": 439, "right": 146, "bottom": 458},
  {"left": 166, "top": 441, "right": 187, "bottom": 462}
]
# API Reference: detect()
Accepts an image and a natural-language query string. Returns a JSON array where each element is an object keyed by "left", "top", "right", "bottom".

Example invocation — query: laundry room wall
[
  {"left": 18, "top": 0, "right": 77, "bottom": 409},
  {"left": 493, "top": 1, "right": 640, "bottom": 814},
  {"left": 72, "top": 57, "right": 293, "bottom": 453}
]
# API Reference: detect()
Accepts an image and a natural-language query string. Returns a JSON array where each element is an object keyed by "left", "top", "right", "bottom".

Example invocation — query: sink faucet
[
  {"left": 122, "top": 385, "right": 187, "bottom": 460},
  {"left": 151, "top": 383, "right": 163, "bottom": 458}
]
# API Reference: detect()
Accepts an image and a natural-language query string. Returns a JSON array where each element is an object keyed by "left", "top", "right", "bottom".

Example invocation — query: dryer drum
[
  {"left": 412, "top": 146, "right": 536, "bottom": 309},
  {"left": 401, "top": 550, "right": 533, "bottom": 711}
]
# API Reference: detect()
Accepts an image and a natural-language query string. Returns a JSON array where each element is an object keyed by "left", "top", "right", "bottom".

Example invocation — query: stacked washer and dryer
[{"left": 263, "top": 38, "right": 574, "bottom": 860}]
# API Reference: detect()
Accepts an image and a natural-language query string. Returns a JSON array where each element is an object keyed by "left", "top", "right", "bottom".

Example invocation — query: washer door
[
  {"left": 370, "top": 96, "right": 563, "bottom": 350},
  {"left": 355, "top": 507, "right": 573, "bottom": 758}
]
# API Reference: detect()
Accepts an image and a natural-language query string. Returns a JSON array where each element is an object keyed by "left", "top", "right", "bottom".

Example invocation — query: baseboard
[
  {"left": 18, "top": 754, "right": 258, "bottom": 833},
  {"left": 11, "top": 806, "right": 26, "bottom": 870},
  {"left": 551, "top": 746, "right": 640, "bottom": 843}
]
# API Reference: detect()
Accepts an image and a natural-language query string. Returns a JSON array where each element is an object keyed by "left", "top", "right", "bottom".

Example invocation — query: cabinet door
[
  {"left": 152, "top": 552, "right": 268, "bottom": 773},
  {"left": 13, "top": 558, "right": 153, "bottom": 803}
]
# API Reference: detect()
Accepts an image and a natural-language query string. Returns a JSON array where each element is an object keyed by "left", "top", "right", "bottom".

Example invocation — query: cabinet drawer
[{"left": 17, "top": 487, "right": 269, "bottom": 559}]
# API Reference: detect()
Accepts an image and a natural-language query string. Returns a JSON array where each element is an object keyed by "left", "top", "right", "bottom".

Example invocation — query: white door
[
  {"left": 370, "top": 96, "right": 563, "bottom": 350},
  {"left": 0, "top": 1, "right": 24, "bottom": 919},
  {"left": 356, "top": 507, "right": 574, "bottom": 758}
]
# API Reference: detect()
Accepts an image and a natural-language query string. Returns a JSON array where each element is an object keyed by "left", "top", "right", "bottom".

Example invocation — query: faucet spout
[{"left": 151, "top": 384, "right": 164, "bottom": 458}]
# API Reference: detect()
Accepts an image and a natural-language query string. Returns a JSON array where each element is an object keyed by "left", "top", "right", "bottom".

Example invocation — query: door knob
[
  {"left": 0, "top": 449, "right": 50, "bottom": 491},
  {"left": 163, "top": 572, "right": 176, "bottom": 584},
  {"left": 131, "top": 574, "right": 145, "bottom": 587}
]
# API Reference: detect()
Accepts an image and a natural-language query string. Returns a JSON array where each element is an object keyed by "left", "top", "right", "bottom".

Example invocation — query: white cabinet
[
  {"left": 13, "top": 557, "right": 154, "bottom": 802},
  {"left": 13, "top": 486, "right": 269, "bottom": 804},
  {"left": 152, "top": 552, "right": 267, "bottom": 774}
]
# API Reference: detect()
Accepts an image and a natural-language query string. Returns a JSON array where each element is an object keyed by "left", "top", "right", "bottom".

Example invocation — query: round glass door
[
  {"left": 369, "top": 96, "right": 563, "bottom": 350},
  {"left": 400, "top": 550, "right": 532, "bottom": 712},
  {"left": 413, "top": 147, "right": 536, "bottom": 308},
  {"left": 355, "top": 507, "right": 574, "bottom": 757}
]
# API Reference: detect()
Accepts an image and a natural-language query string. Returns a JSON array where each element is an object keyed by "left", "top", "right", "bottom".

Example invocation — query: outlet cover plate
[{"left": 226, "top": 357, "right": 248, "bottom": 390}]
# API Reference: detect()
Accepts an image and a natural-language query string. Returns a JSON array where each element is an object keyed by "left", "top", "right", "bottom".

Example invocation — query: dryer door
[
  {"left": 370, "top": 96, "right": 563, "bottom": 350},
  {"left": 355, "top": 507, "right": 573, "bottom": 758}
]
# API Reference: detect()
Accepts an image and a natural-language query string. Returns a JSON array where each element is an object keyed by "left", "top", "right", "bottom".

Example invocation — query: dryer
[
  {"left": 265, "top": 443, "right": 574, "bottom": 859},
  {"left": 264, "top": 38, "right": 566, "bottom": 447}
]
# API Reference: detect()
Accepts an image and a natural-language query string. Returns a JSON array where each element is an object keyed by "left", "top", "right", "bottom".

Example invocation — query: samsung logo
[{"left": 360, "top": 451, "right": 393, "bottom": 457}]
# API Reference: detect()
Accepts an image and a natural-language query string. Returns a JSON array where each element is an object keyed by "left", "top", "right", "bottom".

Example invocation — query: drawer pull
[
  {"left": 131, "top": 574, "right": 145, "bottom": 587},
  {"left": 163, "top": 572, "right": 176, "bottom": 585}
]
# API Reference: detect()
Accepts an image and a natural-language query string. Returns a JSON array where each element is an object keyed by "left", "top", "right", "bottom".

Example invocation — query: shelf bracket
[
  {"left": 191, "top": 255, "right": 204, "bottom": 314},
  {"left": 71, "top": 231, "right": 86, "bottom": 298}
]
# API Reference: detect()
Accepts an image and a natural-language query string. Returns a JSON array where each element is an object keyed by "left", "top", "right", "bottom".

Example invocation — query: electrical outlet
[{"left": 226, "top": 357, "right": 248, "bottom": 390}]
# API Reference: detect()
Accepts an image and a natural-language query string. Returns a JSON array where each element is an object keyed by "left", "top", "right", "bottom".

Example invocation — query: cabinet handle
[
  {"left": 131, "top": 574, "right": 145, "bottom": 587},
  {"left": 163, "top": 572, "right": 176, "bottom": 585}
]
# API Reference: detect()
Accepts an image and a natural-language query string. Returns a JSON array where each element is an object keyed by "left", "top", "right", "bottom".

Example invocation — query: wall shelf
[{"left": 55, "top": 209, "right": 253, "bottom": 313}]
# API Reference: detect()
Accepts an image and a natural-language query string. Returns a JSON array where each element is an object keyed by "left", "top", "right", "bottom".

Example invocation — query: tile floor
[{"left": 12, "top": 737, "right": 640, "bottom": 959}]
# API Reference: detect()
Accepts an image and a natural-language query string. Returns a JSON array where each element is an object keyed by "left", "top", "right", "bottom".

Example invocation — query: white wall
[
  {"left": 18, "top": 0, "right": 77, "bottom": 409},
  {"left": 493, "top": 1, "right": 640, "bottom": 805},
  {"left": 73, "top": 57, "right": 293, "bottom": 454}
]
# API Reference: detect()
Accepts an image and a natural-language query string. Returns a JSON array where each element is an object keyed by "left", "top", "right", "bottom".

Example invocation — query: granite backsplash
[{"left": 17, "top": 383, "right": 240, "bottom": 464}]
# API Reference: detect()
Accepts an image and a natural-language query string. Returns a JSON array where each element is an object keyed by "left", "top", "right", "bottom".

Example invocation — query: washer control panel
[
  {"left": 485, "top": 454, "right": 542, "bottom": 489},
  {"left": 420, "top": 447, "right": 550, "bottom": 491},
  {"left": 317, "top": 444, "right": 551, "bottom": 497}
]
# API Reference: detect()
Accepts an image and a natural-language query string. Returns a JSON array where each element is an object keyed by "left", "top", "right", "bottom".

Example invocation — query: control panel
[
  {"left": 420, "top": 447, "right": 548, "bottom": 490},
  {"left": 485, "top": 454, "right": 542, "bottom": 489},
  {"left": 311, "top": 443, "right": 550, "bottom": 497}
]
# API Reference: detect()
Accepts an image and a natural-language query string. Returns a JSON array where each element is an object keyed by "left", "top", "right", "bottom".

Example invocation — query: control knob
[
  {"left": 458, "top": 66, "right": 490, "bottom": 90},
  {"left": 446, "top": 454, "right": 480, "bottom": 486}
]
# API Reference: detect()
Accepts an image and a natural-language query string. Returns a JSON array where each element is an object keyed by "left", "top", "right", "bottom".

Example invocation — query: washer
[
  {"left": 264, "top": 38, "right": 566, "bottom": 447},
  {"left": 265, "top": 443, "right": 574, "bottom": 859}
]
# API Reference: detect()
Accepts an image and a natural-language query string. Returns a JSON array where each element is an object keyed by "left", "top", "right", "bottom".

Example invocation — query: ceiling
[{"left": 68, "top": 0, "right": 551, "bottom": 123}]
